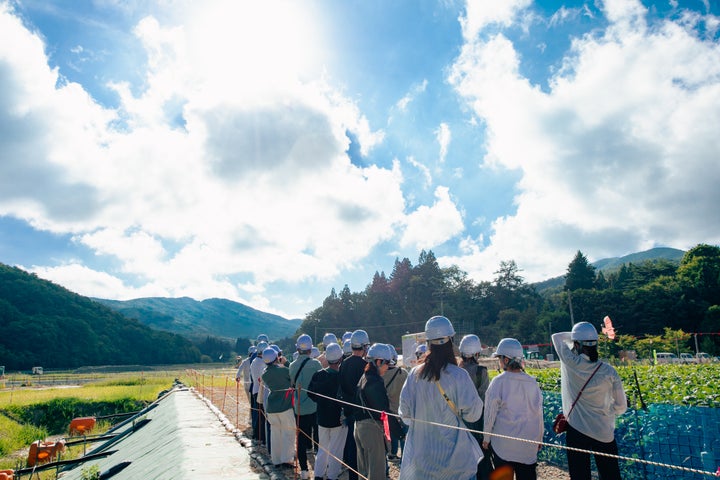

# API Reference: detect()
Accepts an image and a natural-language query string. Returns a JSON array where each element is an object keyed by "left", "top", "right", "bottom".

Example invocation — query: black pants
[
  {"left": 343, "top": 418, "right": 358, "bottom": 480},
  {"left": 566, "top": 423, "right": 621, "bottom": 480},
  {"left": 491, "top": 448, "right": 536, "bottom": 480},
  {"left": 297, "top": 412, "right": 316, "bottom": 471}
]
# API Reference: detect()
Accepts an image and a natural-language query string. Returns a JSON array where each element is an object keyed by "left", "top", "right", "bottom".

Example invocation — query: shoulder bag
[{"left": 553, "top": 362, "right": 603, "bottom": 434}]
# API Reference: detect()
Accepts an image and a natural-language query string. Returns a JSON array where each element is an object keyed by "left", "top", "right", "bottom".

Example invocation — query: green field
[{"left": 527, "top": 363, "right": 720, "bottom": 408}]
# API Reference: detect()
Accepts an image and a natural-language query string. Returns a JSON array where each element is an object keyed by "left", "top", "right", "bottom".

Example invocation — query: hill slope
[
  {"left": 94, "top": 297, "right": 302, "bottom": 341},
  {"left": 0, "top": 263, "right": 201, "bottom": 370},
  {"left": 532, "top": 247, "right": 685, "bottom": 293}
]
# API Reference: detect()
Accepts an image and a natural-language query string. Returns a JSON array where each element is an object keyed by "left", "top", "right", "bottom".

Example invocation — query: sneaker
[{"left": 300, "top": 471, "right": 309, "bottom": 479}]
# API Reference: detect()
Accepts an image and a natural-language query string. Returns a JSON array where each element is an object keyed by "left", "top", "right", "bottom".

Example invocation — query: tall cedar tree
[{"left": 565, "top": 250, "right": 596, "bottom": 291}]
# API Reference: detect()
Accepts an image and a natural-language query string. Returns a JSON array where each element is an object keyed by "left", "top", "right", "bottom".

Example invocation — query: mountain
[
  {"left": 0, "top": 263, "right": 201, "bottom": 370},
  {"left": 94, "top": 297, "right": 302, "bottom": 341},
  {"left": 532, "top": 247, "right": 686, "bottom": 293}
]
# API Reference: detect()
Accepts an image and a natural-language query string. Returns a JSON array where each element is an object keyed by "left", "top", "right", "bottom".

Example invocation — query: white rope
[{"left": 300, "top": 386, "right": 720, "bottom": 478}]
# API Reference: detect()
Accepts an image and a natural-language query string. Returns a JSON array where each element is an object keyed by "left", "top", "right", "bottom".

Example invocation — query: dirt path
[{"left": 204, "top": 385, "right": 570, "bottom": 479}]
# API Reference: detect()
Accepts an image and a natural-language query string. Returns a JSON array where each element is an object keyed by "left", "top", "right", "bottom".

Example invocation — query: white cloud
[
  {"left": 406, "top": 156, "right": 433, "bottom": 188},
  {"left": 448, "top": 0, "right": 720, "bottom": 282},
  {"left": 401, "top": 186, "right": 464, "bottom": 250},
  {"left": 0, "top": 3, "right": 406, "bottom": 316},
  {"left": 436, "top": 123, "right": 451, "bottom": 164},
  {"left": 395, "top": 79, "right": 428, "bottom": 112},
  {"left": 460, "top": 0, "right": 532, "bottom": 40}
]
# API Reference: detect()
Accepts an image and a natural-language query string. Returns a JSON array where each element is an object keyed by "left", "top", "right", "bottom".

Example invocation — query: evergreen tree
[{"left": 565, "top": 251, "right": 596, "bottom": 291}]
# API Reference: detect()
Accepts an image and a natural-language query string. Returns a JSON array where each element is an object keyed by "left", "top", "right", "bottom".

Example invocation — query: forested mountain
[
  {"left": 95, "top": 297, "right": 302, "bottom": 342},
  {"left": 298, "top": 245, "right": 720, "bottom": 357},
  {"left": 532, "top": 247, "right": 685, "bottom": 293},
  {"left": 0, "top": 263, "right": 201, "bottom": 370}
]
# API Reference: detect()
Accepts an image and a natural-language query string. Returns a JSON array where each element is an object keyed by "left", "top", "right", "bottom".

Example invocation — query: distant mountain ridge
[
  {"left": 532, "top": 247, "right": 686, "bottom": 293},
  {"left": 95, "top": 296, "right": 302, "bottom": 341}
]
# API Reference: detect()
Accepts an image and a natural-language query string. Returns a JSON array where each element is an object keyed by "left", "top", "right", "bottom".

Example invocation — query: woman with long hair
[{"left": 398, "top": 316, "right": 485, "bottom": 480}]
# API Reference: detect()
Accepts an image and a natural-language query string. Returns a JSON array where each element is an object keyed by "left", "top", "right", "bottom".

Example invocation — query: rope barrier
[{"left": 192, "top": 369, "right": 720, "bottom": 478}]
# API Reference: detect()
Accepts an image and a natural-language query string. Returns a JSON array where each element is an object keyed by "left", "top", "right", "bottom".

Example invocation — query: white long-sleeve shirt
[
  {"left": 483, "top": 370, "right": 543, "bottom": 464},
  {"left": 552, "top": 331, "right": 627, "bottom": 442},
  {"left": 398, "top": 364, "right": 484, "bottom": 479},
  {"left": 250, "top": 357, "right": 266, "bottom": 395},
  {"left": 235, "top": 356, "right": 253, "bottom": 390}
]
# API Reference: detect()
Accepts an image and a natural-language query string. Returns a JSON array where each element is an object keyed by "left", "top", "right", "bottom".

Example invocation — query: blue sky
[{"left": 1, "top": 0, "right": 719, "bottom": 320}]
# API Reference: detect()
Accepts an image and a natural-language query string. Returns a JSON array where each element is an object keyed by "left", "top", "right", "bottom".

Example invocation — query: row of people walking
[{"left": 237, "top": 317, "right": 626, "bottom": 480}]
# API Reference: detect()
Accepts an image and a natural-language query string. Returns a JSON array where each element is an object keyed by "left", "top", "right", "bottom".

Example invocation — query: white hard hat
[
  {"left": 325, "top": 343, "right": 343, "bottom": 363},
  {"left": 459, "top": 335, "right": 482, "bottom": 356},
  {"left": 367, "top": 343, "right": 393, "bottom": 362},
  {"left": 270, "top": 344, "right": 281, "bottom": 355},
  {"left": 342, "top": 331, "right": 353, "bottom": 343},
  {"left": 248, "top": 346, "right": 257, "bottom": 355},
  {"left": 387, "top": 344, "right": 398, "bottom": 364},
  {"left": 257, "top": 334, "right": 269, "bottom": 343},
  {"left": 425, "top": 315, "right": 455, "bottom": 344},
  {"left": 296, "top": 334, "right": 313, "bottom": 351},
  {"left": 323, "top": 332, "right": 338, "bottom": 347},
  {"left": 571, "top": 322, "right": 599, "bottom": 344},
  {"left": 342, "top": 339, "right": 352, "bottom": 355},
  {"left": 415, "top": 343, "right": 427, "bottom": 358},
  {"left": 263, "top": 347, "right": 278, "bottom": 364},
  {"left": 350, "top": 329, "right": 370, "bottom": 349},
  {"left": 256, "top": 341, "right": 269, "bottom": 353},
  {"left": 493, "top": 338, "right": 524, "bottom": 359},
  {"left": 311, "top": 346, "right": 320, "bottom": 358}
]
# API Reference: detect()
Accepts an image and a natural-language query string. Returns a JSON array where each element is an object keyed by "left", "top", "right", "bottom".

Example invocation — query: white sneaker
[{"left": 300, "top": 471, "right": 309, "bottom": 480}]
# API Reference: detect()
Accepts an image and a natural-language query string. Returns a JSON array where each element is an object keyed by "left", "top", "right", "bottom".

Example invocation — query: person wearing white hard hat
[
  {"left": 552, "top": 322, "right": 627, "bottom": 480},
  {"left": 339, "top": 329, "right": 371, "bottom": 480},
  {"left": 317, "top": 332, "right": 339, "bottom": 368},
  {"left": 261, "top": 347, "right": 296, "bottom": 468},
  {"left": 289, "top": 334, "right": 323, "bottom": 479},
  {"left": 251, "top": 341, "right": 269, "bottom": 443},
  {"left": 355, "top": 343, "right": 392, "bottom": 480},
  {"left": 399, "top": 316, "right": 484, "bottom": 480},
  {"left": 236, "top": 346, "right": 257, "bottom": 405},
  {"left": 459, "top": 334, "right": 491, "bottom": 480},
  {"left": 308, "top": 343, "right": 347, "bottom": 480},
  {"left": 383, "top": 344, "right": 408, "bottom": 462},
  {"left": 482, "top": 338, "right": 543, "bottom": 480}
]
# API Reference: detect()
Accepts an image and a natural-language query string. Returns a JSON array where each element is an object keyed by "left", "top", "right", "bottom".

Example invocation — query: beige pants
[{"left": 354, "top": 418, "right": 387, "bottom": 480}]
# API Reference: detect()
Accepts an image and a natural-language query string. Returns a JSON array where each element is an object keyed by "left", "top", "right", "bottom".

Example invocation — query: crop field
[{"left": 527, "top": 363, "right": 720, "bottom": 408}]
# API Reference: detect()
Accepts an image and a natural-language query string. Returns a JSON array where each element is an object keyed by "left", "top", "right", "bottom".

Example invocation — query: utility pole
[{"left": 568, "top": 290, "right": 575, "bottom": 327}]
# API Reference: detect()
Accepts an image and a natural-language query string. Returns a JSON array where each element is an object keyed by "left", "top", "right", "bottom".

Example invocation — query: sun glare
[{"left": 182, "top": 1, "right": 325, "bottom": 89}]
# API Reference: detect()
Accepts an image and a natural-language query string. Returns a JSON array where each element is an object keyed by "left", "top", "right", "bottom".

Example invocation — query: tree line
[
  {"left": 0, "top": 264, "right": 202, "bottom": 370},
  {"left": 297, "top": 244, "right": 720, "bottom": 357}
]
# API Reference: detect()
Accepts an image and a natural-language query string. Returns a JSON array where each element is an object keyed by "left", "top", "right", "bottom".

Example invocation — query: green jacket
[
  {"left": 289, "top": 354, "right": 323, "bottom": 415},
  {"left": 261, "top": 363, "right": 293, "bottom": 414}
]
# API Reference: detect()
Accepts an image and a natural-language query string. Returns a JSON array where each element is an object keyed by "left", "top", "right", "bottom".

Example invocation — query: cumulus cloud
[
  {"left": 0, "top": 3, "right": 407, "bottom": 315},
  {"left": 401, "top": 187, "right": 464, "bottom": 250},
  {"left": 447, "top": 0, "right": 720, "bottom": 281}
]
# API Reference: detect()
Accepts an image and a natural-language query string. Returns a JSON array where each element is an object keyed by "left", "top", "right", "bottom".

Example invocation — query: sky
[{"left": 1, "top": 0, "right": 719, "bottom": 320}]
